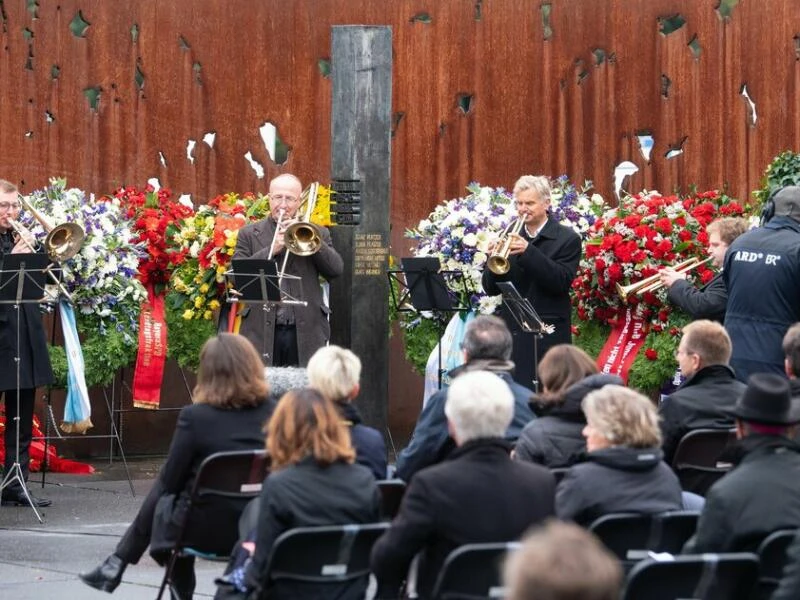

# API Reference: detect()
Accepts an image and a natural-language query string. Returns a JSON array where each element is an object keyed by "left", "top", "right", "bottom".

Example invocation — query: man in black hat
[
  {"left": 683, "top": 373, "right": 800, "bottom": 553},
  {"left": 723, "top": 186, "right": 800, "bottom": 381}
]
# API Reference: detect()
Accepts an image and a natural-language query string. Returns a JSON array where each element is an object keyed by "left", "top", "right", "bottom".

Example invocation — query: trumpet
[
  {"left": 616, "top": 257, "right": 712, "bottom": 301},
  {"left": 487, "top": 218, "right": 524, "bottom": 275},
  {"left": 15, "top": 194, "right": 85, "bottom": 262}
]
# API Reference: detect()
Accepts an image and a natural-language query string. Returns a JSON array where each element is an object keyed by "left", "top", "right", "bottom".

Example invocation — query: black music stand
[
  {"left": 0, "top": 253, "right": 51, "bottom": 522},
  {"left": 388, "top": 257, "right": 471, "bottom": 389},
  {"left": 496, "top": 281, "right": 552, "bottom": 389}
]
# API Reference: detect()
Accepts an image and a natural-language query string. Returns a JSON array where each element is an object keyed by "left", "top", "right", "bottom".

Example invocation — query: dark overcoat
[
  {"left": 666, "top": 272, "right": 727, "bottom": 323},
  {"left": 482, "top": 218, "right": 581, "bottom": 389},
  {"left": 232, "top": 217, "right": 343, "bottom": 366}
]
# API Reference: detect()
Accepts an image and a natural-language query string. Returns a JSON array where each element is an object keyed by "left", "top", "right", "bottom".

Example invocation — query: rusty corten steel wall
[{"left": 1, "top": 0, "right": 799, "bottom": 451}]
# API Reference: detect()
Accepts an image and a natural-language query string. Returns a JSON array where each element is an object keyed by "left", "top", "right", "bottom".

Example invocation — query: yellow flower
[
  {"left": 203, "top": 310, "right": 212, "bottom": 320},
  {"left": 194, "top": 296, "right": 204, "bottom": 308},
  {"left": 182, "top": 309, "right": 194, "bottom": 320},
  {"left": 225, "top": 235, "right": 237, "bottom": 248},
  {"left": 209, "top": 299, "right": 220, "bottom": 310},
  {"left": 216, "top": 265, "right": 227, "bottom": 275},
  {"left": 199, "top": 283, "right": 210, "bottom": 293}
]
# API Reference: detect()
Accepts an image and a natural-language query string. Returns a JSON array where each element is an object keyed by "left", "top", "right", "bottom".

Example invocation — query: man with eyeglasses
[
  {"left": 0, "top": 179, "right": 53, "bottom": 507},
  {"left": 233, "top": 173, "right": 343, "bottom": 366}
]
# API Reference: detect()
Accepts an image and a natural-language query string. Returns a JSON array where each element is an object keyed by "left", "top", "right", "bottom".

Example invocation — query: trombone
[
  {"left": 487, "top": 218, "right": 524, "bottom": 275},
  {"left": 278, "top": 182, "right": 323, "bottom": 282},
  {"left": 14, "top": 194, "right": 85, "bottom": 263},
  {"left": 616, "top": 256, "right": 712, "bottom": 301}
]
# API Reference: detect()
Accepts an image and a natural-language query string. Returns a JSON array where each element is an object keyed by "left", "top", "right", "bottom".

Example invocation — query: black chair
[
  {"left": 377, "top": 479, "right": 406, "bottom": 519},
  {"left": 589, "top": 511, "right": 700, "bottom": 571},
  {"left": 671, "top": 428, "right": 737, "bottom": 495},
  {"left": 156, "top": 449, "right": 269, "bottom": 600},
  {"left": 263, "top": 523, "right": 389, "bottom": 598},
  {"left": 621, "top": 552, "right": 760, "bottom": 600},
  {"left": 757, "top": 529, "right": 798, "bottom": 599},
  {"left": 430, "top": 542, "right": 519, "bottom": 600}
]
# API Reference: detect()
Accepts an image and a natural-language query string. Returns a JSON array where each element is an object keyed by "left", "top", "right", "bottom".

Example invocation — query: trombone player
[
  {"left": 482, "top": 175, "right": 582, "bottom": 390},
  {"left": 233, "top": 174, "right": 343, "bottom": 367},
  {"left": 0, "top": 179, "right": 53, "bottom": 508},
  {"left": 658, "top": 217, "right": 748, "bottom": 323}
]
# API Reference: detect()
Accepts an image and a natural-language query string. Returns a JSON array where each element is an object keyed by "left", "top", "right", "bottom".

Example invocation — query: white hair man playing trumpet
[
  {"left": 0, "top": 179, "right": 54, "bottom": 508},
  {"left": 658, "top": 217, "right": 749, "bottom": 322}
]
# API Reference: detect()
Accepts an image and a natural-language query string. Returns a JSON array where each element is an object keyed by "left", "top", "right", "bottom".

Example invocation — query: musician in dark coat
[
  {"left": 659, "top": 217, "right": 748, "bottom": 323},
  {"left": 482, "top": 175, "right": 581, "bottom": 390},
  {"left": 232, "top": 174, "right": 343, "bottom": 367},
  {"left": 80, "top": 334, "right": 275, "bottom": 599},
  {"left": 0, "top": 179, "right": 54, "bottom": 508}
]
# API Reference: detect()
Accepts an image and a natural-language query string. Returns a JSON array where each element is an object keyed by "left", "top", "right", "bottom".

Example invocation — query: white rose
[{"left": 462, "top": 233, "right": 477, "bottom": 247}]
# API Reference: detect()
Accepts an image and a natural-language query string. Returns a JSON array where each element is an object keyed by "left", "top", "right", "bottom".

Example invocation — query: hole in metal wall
[
  {"left": 658, "top": 14, "right": 686, "bottom": 36},
  {"left": 576, "top": 59, "right": 589, "bottom": 84},
  {"left": 660, "top": 74, "right": 671, "bottom": 98},
  {"left": 178, "top": 35, "right": 190, "bottom": 51},
  {"left": 740, "top": 84, "right": 757, "bottom": 127},
  {"left": 158, "top": 151, "right": 167, "bottom": 168},
  {"left": 318, "top": 58, "right": 331, "bottom": 78},
  {"left": 131, "top": 23, "right": 138, "bottom": 43},
  {"left": 716, "top": 0, "right": 740, "bottom": 19},
  {"left": 203, "top": 131, "right": 216, "bottom": 148},
  {"left": 27, "top": 0, "right": 38, "bottom": 19},
  {"left": 193, "top": 62, "right": 202, "bottom": 85},
  {"left": 147, "top": 178, "right": 161, "bottom": 191},
  {"left": 439, "top": 122, "right": 447, "bottom": 137},
  {"left": 474, "top": 0, "right": 483, "bottom": 21},
  {"left": 24, "top": 45, "right": 33, "bottom": 70},
  {"left": 636, "top": 131, "right": 654, "bottom": 162},
  {"left": 259, "top": 122, "right": 289, "bottom": 165},
  {"left": 688, "top": 35, "right": 702, "bottom": 59},
  {"left": 409, "top": 12, "right": 431, "bottom": 24},
  {"left": 391, "top": 112, "right": 405, "bottom": 137},
  {"left": 83, "top": 86, "right": 102, "bottom": 111},
  {"left": 541, "top": 3, "right": 553, "bottom": 41},
  {"left": 44, "top": 110, "right": 54, "bottom": 123},
  {"left": 593, "top": 48, "right": 607, "bottom": 66},
  {"left": 177, "top": 194, "right": 192, "bottom": 207},
  {"left": 665, "top": 136, "right": 688, "bottom": 159},
  {"left": 25, "top": 131, "right": 33, "bottom": 138},
  {"left": 135, "top": 64, "right": 145, "bottom": 91},
  {"left": 457, "top": 93, "right": 474, "bottom": 114},
  {"left": 244, "top": 151, "right": 265, "bottom": 179},
  {"left": 50, "top": 64, "right": 60, "bottom": 80},
  {"left": 70, "top": 11, "right": 90, "bottom": 38},
  {"left": 22, "top": 27, "right": 33, "bottom": 40},
  {"left": 186, "top": 140, "right": 196, "bottom": 164},
  {"left": 794, "top": 35, "right": 800, "bottom": 61},
  {"left": 614, "top": 161, "right": 639, "bottom": 201}
]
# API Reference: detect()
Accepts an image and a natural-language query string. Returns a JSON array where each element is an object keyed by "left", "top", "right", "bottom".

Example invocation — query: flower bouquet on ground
[{"left": 571, "top": 189, "right": 752, "bottom": 394}]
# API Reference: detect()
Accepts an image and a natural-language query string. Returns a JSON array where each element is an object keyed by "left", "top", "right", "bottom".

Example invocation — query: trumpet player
[
  {"left": 482, "top": 175, "right": 581, "bottom": 390},
  {"left": 658, "top": 217, "right": 748, "bottom": 323},
  {"left": 0, "top": 179, "right": 53, "bottom": 508},
  {"left": 233, "top": 174, "right": 343, "bottom": 367}
]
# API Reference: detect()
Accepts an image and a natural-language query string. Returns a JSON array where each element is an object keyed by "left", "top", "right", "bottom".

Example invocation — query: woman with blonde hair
[
  {"left": 515, "top": 344, "right": 622, "bottom": 468},
  {"left": 80, "top": 334, "right": 274, "bottom": 599},
  {"left": 556, "top": 385, "right": 682, "bottom": 526},
  {"left": 243, "top": 388, "right": 380, "bottom": 598}
]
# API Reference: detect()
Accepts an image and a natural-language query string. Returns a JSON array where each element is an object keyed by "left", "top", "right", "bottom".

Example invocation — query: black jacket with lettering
[{"left": 723, "top": 216, "right": 800, "bottom": 381}]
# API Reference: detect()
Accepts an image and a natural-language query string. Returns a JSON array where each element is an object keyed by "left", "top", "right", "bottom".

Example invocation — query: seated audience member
[
  {"left": 659, "top": 216, "right": 748, "bottom": 322},
  {"left": 371, "top": 371, "right": 556, "bottom": 598},
  {"left": 80, "top": 334, "right": 275, "bottom": 599},
  {"left": 395, "top": 315, "right": 535, "bottom": 481},
  {"left": 785, "top": 322, "right": 800, "bottom": 399},
  {"left": 243, "top": 388, "right": 380, "bottom": 598},
  {"left": 683, "top": 373, "right": 800, "bottom": 554},
  {"left": 659, "top": 320, "right": 746, "bottom": 463},
  {"left": 504, "top": 521, "right": 622, "bottom": 600},
  {"left": 556, "top": 385, "right": 682, "bottom": 526},
  {"left": 515, "top": 344, "right": 622, "bottom": 468},
  {"left": 773, "top": 528, "right": 800, "bottom": 600},
  {"left": 307, "top": 344, "right": 387, "bottom": 479}
]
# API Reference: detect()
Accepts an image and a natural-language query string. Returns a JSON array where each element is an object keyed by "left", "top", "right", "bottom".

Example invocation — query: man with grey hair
[
  {"left": 723, "top": 186, "right": 800, "bottom": 381},
  {"left": 371, "top": 370, "right": 556, "bottom": 598},
  {"left": 482, "top": 175, "right": 582, "bottom": 389},
  {"left": 395, "top": 315, "right": 535, "bottom": 481}
]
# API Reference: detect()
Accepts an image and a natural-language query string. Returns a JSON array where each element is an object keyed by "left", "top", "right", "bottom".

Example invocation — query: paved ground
[{"left": 0, "top": 457, "right": 223, "bottom": 599}]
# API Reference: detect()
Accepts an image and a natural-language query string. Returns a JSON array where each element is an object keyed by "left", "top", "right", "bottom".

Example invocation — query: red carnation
[{"left": 645, "top": 348, "right": 658, "bottom": 361}]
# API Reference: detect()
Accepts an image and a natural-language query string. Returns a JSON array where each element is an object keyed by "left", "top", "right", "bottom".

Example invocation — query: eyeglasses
[
  {"left": 0, "top": 202, "right": 21, "bottom": 210},
  {"left": 270, "top": 195, "right": 299, "bottom": 205}
]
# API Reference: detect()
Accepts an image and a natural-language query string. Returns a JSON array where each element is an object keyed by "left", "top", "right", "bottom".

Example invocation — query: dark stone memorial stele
[{"left": 329, "top": 26, "right": 392, "bottom": 435}]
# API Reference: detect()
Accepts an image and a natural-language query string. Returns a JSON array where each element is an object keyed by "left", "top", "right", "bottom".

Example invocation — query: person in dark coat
[
  {"left": 660, "top": 320, "right": 746, "bottom": 463},
  {"left": 395, "top": 315, "right": 535, "bottom": 481},
  {"left": 79, "top": 334, "right": 275, "bottom": 599},
  {"left": 659, "top": 217, "right": 748, "bottom": 322},
  {"left": 307, "top": 344, "right": 387, "bottom": 479},
  {"left": 233, "top": 173, "right": 343, "bottom": 367},
  {"left": 242, "top": 388, "right": 380, "bottom": 600},
  {"left": 515, "top": 344, "right": 622, "bottom": 468},
  {"left": 723, "top": 187, "right": 800, "bottom": 381},
  {"left": 371, "top": 370, "right": 556, "bottom": 598},
  {"left": 683, "top": 373, "right": 800, "bottom": 554},
  {"left": 784, "top": 323, "right": 800, "bottom": 400},
  {"left": 772, "top": 528, "right": 800, "bottom": 600},
  {"left": 0, "top": 179, "right": 55, "bottom": 508},
  {"left": 556, "top": 385, "right": 682, "bottom": 526},
  {"left": 482, "top": 175, "right": 582, "bottom": 390}
]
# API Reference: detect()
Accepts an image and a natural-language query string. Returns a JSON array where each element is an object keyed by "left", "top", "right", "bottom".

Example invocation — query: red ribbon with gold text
[
  {"left": 596, "top": 307, "right": 647, "bottom": 383},
  {"left": 132, "top": 285, "right": 167, "bottom": 409}
]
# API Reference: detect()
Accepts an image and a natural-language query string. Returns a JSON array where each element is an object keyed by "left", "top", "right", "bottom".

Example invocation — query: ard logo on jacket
[{"left": 732, "top": 250, "right": 782, "bottom": 266}]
